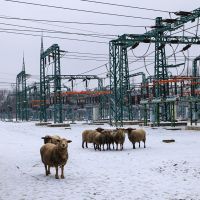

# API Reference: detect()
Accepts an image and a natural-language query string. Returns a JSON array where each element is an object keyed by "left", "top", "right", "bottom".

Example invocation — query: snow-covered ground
[{"left": 0, "top": 121, "right": 200, "bottom": 200}]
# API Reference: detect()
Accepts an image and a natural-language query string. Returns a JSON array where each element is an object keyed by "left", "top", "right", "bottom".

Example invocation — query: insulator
[
  {"left": 182, "top": 44, "right": 191, "bottom": 51},
  {"left": 143, "top": 38, "right": 151, "bottom": 43},
  {"left": 150, "top": 25, "right": 163, "bottom": 29},
  {"left": 174, "top": 11, "right": 192, "bottom": 16},
  {"left": 162, "top": 19, "right": 177, "bottom": 23},
  {"left": 131, "top": 42, "right": 139, "bottom": 49},
  {"left": 170, "top": 39, "right": 179, "bottom": 44}
]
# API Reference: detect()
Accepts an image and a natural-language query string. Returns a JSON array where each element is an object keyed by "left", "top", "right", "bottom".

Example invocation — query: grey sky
[{"left": 0, "top": 0, "right": 199, "bottom": 90}]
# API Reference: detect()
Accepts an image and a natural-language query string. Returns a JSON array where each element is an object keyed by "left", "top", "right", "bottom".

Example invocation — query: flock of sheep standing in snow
[
  {"left": 82, "top": 127, "right": 146, "bottom": 151},
  {"left": 39, "top": 127, "right": 146, "bottom": 179}
]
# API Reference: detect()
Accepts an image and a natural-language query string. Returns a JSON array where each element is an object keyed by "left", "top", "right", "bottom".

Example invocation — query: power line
[
  {"left": 0, "top": 15, "right": 151, "bottom": 28},
  {"left": 0, "top": 22, "right": 115, "bottom": 39},
  {"left": 63, "top": 56, "right": 107, "bottom": 62},
  {"left": 0, "top": 29, "right": 108, "bottom": 44},
  {"left": 2, "top": 0, "right": 155, "bottom": 20},
  {"left": 67, "top": 51, "right": 107, "bottom": 56},
  {"left": 78, "top": 63, "right": 108, "bottom": 75},
  {"left": 80, "top": 0, "right": 172, "bottom": 13},
  {"left": 64, "top": 54, "right": 108, "bottom": 59}
]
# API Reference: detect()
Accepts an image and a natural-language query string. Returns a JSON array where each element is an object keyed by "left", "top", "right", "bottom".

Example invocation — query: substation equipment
[{"left": 109, "top": 7, "right": 200, "bottom": 126}]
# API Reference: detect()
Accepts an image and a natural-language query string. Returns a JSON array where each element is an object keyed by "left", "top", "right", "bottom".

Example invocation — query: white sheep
[
  {"left": 40, "top": 138, "right": 72, "bottom": 179},
  {"left": 126, "top": 128, "right": 146, "bottom": 149}
]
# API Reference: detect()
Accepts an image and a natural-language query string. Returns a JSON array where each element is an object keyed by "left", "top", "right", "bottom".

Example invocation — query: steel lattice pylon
[
  {"left": 16, "top": 56, "right": 28, "bottom": 121},
  {"left": 40, "top": 43, "right": 63, "bottom": 123},
  {"left": 109, "top": 39, "right": 132, "bottom": 126}
]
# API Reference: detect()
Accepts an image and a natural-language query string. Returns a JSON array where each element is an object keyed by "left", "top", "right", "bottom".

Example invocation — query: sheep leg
[
  {"left": 133, "top": 143, "right": 136, "bottom": 149},
  {"left": 120, "top": 144, "right": 123, "bottom": 151},
  {"left": 93, "top": 143, "right": 96, "bottom": 150},
  {"left": 86, "top": 142, "right": 88, "bottom": 148},
  {"left": 143, "top": 140, "right": 146, "bottom": 148},
  {"left": 116, "top": 143, "right": 118, "bottom": 151},
  {"left": 47, "top": 166, "right": 51, "bottom": 175},
  {"left": 45, "top": 165, "right": 48, "bottom": 176},
  {"left": 55, "top": 166, "right": 59, "bottom": 179},
  {"left": 102, "top": 144, "right": 105, "bottom": 151},
  {"left": 107, "top": 143, "right": 109, "bottom": 150},
  {"left": 139, "top": 142, "right": 140, "bottom": 148},
  {"left": 82, "top": 140, "right": 85, "bottom": 148},
  {"left": 112, "top": 143, "right": 115, "bottom": 150},
  {"left": 61, "top": 165, "right": 65, "bottom": 179}
]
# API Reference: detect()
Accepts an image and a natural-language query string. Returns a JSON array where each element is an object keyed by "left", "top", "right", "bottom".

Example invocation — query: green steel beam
[{"left": 40, "top": 44, "right": 63, "bottom": 123}]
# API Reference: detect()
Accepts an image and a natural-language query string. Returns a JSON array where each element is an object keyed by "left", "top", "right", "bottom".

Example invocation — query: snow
[{"left": 0, "top": 122, "right": 200, "bottom": 200}]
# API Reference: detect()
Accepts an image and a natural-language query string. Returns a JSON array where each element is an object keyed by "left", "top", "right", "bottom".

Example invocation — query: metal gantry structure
[
  {"left": 40, "top": 43, "right": 63, "bottom": 123},
  {"left": 109, "top": 7, "right": 200, "bottom": 126},
  {"left": 16, "top": 56, "right": 28, "bottom": 121}
]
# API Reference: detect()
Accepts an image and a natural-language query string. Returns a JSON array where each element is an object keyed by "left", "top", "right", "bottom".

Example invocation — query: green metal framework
[
  {"left": 47, "top": 74, "right": 104, "bottom": 120},
  {"left": 109, "top": 7, "right": 200, "bottom": 126},
  {"left": 109, "top": 40, "right": 132, "bottom": 126},
  {"left": 40, "top": 44, "right": 63, "bottom": 123},
  {"left": 16, "top": 57, "right": 28, "bottom": 121}
]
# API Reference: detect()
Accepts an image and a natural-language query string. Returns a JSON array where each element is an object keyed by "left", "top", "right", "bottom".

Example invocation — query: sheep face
[{"left": 57, "top": 139, "right": 72, "bottom": 150}]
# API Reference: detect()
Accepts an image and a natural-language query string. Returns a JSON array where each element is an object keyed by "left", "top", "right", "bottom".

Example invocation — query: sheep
[
  {"left": 96, "top": 128, "right": 115, "bottom": 150},
  {"left": 82, "top": 130, "right": 97, "bottom": 148},
  {"left": 40, "top": 138, "right": 72, "bottom": 179},
  {"left": 41, "top": 135, "right": 61, "bottom": 145},
  {"left": 126, "top": 128, "right": 146, "bottom": 149},
  {"left": 93, "top": 131, "right": 106, "bottom": 151},
  {"left": 113, "top": 128, "right": 126, "bottom": 150},
  {"left": 41, "top": 135, "right": 62, "bottom": 175}
]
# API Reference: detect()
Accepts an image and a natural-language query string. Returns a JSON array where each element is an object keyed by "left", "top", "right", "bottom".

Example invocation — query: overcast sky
[{"left": 0, "top": 0, "right": 200, "bottom": 90}]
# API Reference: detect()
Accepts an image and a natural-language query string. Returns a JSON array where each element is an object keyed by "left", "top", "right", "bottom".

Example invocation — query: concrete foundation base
[
  {"left": 47, "top": 123, "right": 70, "bottom": 128},
  {"left": 35, "top": 122, "right": 52, "bottom": 126}
]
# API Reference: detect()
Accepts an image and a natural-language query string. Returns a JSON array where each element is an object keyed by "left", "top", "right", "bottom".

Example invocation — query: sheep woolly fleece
[{"left": 0, "top": 121, "right": 200, "bottom": 200}]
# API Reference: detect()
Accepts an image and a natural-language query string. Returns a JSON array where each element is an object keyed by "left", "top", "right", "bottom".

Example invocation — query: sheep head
[
  {"left": 96, "top": 127, "right": 104, "bottom": 133},
  {"left": 125, "top": 128, "right": 136, "bottom": 134},
  {"left": 41, "top": 135, "right": 52, "bottom": 144},
  {"left": 57, "top": 138, "right": 72, "bottom": 150}
]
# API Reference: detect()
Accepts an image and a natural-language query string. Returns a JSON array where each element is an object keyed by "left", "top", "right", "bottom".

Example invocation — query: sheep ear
[
  {"left": 56, "top": 139, "right": 61, "bottom": 143},
  {"left": 42, "top": 135, "right": 51, "bottom": 139},
  {"left": 67, "top": 140, "right": 72, "bottom": 143},
  {"left": 96, "top": 128, "right": 104, "bottom": 132}
]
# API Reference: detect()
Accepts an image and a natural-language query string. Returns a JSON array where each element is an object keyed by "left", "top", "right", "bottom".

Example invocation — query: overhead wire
[
  {"left": 0, "top": 22, "right": 116, "bottom": 39},
  {"left": 80, "top": 0, "right": 173, "bottom": 13},
  {"left": 0, "top": 29, "right": 108, "bottom": 44},
  {"left": 0, "top": 15, "right": 151, "bottom": 29},
  {"left": 2, "top": 0, "right": 155, "bottom": 20}
]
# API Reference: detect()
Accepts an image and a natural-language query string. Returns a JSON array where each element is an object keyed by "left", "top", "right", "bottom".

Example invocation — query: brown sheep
[
  {"left": 82, "top": 130, "right": 97, "bottom": 148},
  {"left": 93, "top": 131, "right": 107, "bottom": 151},
  {"left": 96, "top": 128, "right": 115, "bottom": 150},
  {"left": 126, "top": 128, "right": 146, "bottom": 149},
  {"left": 41, "top": 135, "right": 62, "bottom": 175},
  {"left": 113, "top": 128, "right": 126, "bottom": 150},
  {"left": 40, "top": 138, "right": 72, "bottom": 179}
]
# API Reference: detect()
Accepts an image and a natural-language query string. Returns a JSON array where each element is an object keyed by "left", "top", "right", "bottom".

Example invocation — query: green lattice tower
[
  {"left": 109, "top": 39, "right": 132, "bottom": 126},
  {"left": 40, "top": 43, "right": 63, "bottom": 123},
  {"left": 16, "top": 56, "right": 28, "bottom": 121},
  {"left": 154, "top": 17, "right": 170, "bottom": 124},
  {"left": 191, "top": 55, "right": 200, "bottom": 124}
]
